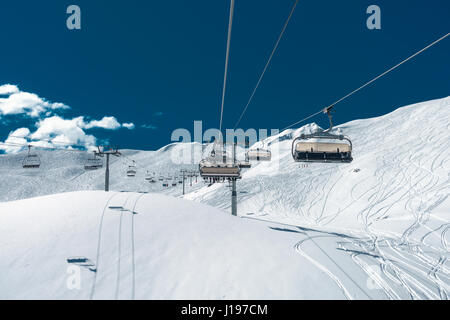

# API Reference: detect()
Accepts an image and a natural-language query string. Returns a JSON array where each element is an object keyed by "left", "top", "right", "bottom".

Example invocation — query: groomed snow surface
[{"left": 0, "top": 97, "right": 449, "bottom": 299}]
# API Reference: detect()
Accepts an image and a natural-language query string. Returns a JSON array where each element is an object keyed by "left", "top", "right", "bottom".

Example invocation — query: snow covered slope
[
  {"left": 0, "top": 191, "right": 374, "bottom": 300},
  {"left": 0, "top": 143, "right": 203, "bottom": 202},
  {"left": 0, "top": 96, "right": 449, "bottom": 299},
  {"left": 185, "top": 97, "right": 450, "bottom": 299}
]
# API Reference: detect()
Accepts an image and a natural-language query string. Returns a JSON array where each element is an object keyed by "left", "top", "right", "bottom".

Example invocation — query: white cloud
[
  {"left": 10, "top": 127, "right": 31, "bottom": 138},
  {"left": 0, "top": 127, "right": 31, "bottom": 153},
  {"left": 122, "top": 123, "right": 135, "bottom": 130},
  {"left": 0, "top": 114, "right": 137, "bottom": 153},
  {"left": 0, "top": 84, "right": 19, "bottom": 95},
  {"left": 31, "top": 116, "right": 96, "bottom": 148},
  {"left": 0, "top": 85, "right": 69, "bottom": 118},
  {"left": 82, "top": 116, "right": 122, "bottom": 130},
  {"left": 0, "top": 84, "right": 138, "bottom": 153}
]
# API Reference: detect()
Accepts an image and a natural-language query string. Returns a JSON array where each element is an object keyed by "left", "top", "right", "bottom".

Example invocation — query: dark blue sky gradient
[{"left": 0, "top": 0, "right": 449, "bottom": 150}]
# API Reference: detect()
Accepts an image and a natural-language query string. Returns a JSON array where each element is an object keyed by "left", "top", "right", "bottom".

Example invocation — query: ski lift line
[
  {"left": 1, "top": 140, "right": 89, "bottom": 153},
  {"left": 233, "top": 0, "right": 299, "bottom": 130},
  {"left": 118, "top": 156, "right": 157, "bottom": 180},
  {"left": 119, "top": 153, "right": 149, "bottom": 171},
  {"left": 281, "top": 32, "right": 450, "bottom": 132},
  {"left": 1, "top": 142, "right": 87, "bottom": 154},
  {"left": 219, "top": 0, "right": 235, "bottom": 134},
  {"left": 8, "top": 135, "right": 89, "bottom": 149},
  {"left": 0, "top": 141, "right": 88, "bottom": 153},
  {"left": 121, "top": 153, "right": 194, "bottom": 177}
]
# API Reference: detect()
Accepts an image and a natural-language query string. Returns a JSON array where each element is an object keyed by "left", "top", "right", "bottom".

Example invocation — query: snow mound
[{"left": 0, "top": 191, "right": 371, "bottom": 299}]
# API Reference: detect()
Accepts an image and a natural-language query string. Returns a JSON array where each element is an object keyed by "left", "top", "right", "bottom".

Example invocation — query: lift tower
[{"left": 95, "top": 146, "right": 121, "bottom": 191}]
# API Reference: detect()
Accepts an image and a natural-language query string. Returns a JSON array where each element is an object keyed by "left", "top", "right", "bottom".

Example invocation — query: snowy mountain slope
[
  {"left": 0, "top": 143, "right": 202, "bottom": 202},
  {"left": 0, "top": 96, "right": 449, "bottom": 299},
  {"left": 184, "top": 96, "right": 450, "bottom": 299},
  {"left": 0, "top": 191, "right": 379, "bottom": 299},
  {"left": 187, "top": 96, "right": 450, "bottom": 231}
]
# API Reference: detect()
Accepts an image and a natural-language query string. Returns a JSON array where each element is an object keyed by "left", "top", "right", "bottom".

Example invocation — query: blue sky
[{"left": 0, "top": 0, "right": 449, "bottom": 151}]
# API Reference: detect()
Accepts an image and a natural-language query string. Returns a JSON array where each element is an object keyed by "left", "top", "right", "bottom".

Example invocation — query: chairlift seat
[
  {"left": 238, "top": 161, "right": 252, "bottom": 168},
  {"left": 127, "top": 168, "right": 137, "bottom": 177},
  {"left": 292, "top": 132, "right": 353, "bottom": 163},
  {"left": 199, "top": 162, "right": 241, "bottom": 179},
  {"left": 84, "top": 158, "right": 103, "bottom": 170},
  {"left": 22, "top": 154, "right": 41, "bottom": 169},
  {"left": 247, "top": 148, "right": 271, "bottom": 161}
]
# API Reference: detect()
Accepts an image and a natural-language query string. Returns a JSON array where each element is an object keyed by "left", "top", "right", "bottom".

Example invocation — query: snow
[
  {"left": 0, "top": 191, "right": 354, "bottom": 299},
  {"left": 0, "top": 96, "right": 449, "bottom": 299}
]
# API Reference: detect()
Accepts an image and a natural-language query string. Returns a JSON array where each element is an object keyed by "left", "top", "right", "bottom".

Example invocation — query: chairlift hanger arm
[{"left": 323, "top": 106, "right": 334, "bottom": 131}]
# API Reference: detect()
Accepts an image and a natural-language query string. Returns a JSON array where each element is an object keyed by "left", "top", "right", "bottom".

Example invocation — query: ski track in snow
[{"left": 90, "top": 192, "right": 147, "bottom": 300}]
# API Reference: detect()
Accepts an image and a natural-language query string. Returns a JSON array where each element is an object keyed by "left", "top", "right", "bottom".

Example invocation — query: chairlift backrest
[
  {"left": 22, "top": 146, "right": 41, "bottom": 169},
  {"left": 247, "top": 148, "right": 271, "bottom": 161},
  {"left": 292, "top": 132, "right": 353, "bottom": 163},
  {"left": 84, "top": 154, "right": 103, "bottom": 170}
]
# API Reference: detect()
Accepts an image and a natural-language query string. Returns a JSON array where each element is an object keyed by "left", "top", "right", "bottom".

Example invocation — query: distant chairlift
[
  {"left": 127, "top": 160, "right": 137, "bottom": 177},
  {"left": 292, "top": 107, "right": 353, "bottom": 163},
  {"left": 247, "top": 139, "right": 271, "bottom": 162},
  {"left": 238, "top": 160, "right": 252, "bottom": 169},
  {"left": 239, "top": 139, "right": 252, "bottom": 168},
  {"left": 22, "top": 145, "right": 41, "bottom": 169},
  {"left": 84, "top": 152, "right": 103, "bottom": 170},
  {"left": 199, "top": 144, "right": 241, "bottom": 184},
  {"left": 145, "top": 171, "right": 156, "bottom": 183},
  {"left": 247, "top": 147, "right": 271, "bottom": 161}
]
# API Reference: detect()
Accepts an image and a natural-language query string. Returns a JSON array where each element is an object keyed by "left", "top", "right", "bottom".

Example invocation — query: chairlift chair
[
  {"left": 292, "top": 107, "right": 353, "bottom": 163},
  {"left": 84, "top": 153, "right": 103, "bottom": 170},
  {"left": 199, "top": 143, "right": 241, "bottom": 183},
  {"left": 127, "top": 160, "right": 137, "bottom": 177},
  {"left": 292, "top": 132, "right": 353, "bottom": 163},
  {"left": 247, "top": 146, "right": 271, "bottom": 162},
  {"left": 238, "top": 161, "right": 251, "bottom": 169},
  {"left": 238, "top": 149, "right": 251, "bottom": 168},
  {"left": 247, "top": 139, "right": 271, "bottom": 162},
  {"left": 22, "top": 145, "right": 41, "bottom": 169},
  {"left": 199, "top": 162, "right": 241, "bottom": 183},
  {"left": 145, "top": 171, "right": 153, "bottom": 181},
  {"left": 199, "top": 159, "right": 241, "bottom": 183}
]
